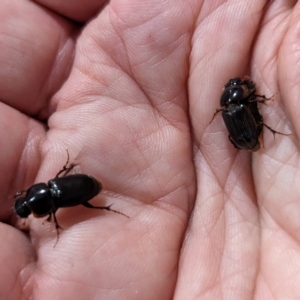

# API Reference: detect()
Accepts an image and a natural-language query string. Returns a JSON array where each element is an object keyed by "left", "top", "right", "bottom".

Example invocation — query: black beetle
[
  {"left": 14, "top": 151, "right": 128, "bottom": 242},
  {"left": 211, "top": 78, "right": 289, "bottom": 151}
]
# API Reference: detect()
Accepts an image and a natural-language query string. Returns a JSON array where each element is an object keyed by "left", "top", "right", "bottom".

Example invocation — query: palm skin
[{"left": 0, "top": 0, "right": 298, "bottom": 299}]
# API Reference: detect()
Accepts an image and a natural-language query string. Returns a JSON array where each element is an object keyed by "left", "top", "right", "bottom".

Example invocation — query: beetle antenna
[
  {"left": 51, "top": 212, "right": 63, "bottom": 247},
  {"left": 209, "top": 108, "right": 224, "bottom": 125},
  {"left": 14, "top": 190, "right": 27, "bottom": 198}
]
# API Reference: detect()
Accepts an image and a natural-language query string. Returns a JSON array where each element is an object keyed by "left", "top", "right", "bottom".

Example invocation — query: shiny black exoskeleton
[
  {"left": 211, "top": 78, "right": 288, "bottom": 151},
  {"left": 14, "top": 151, "right": 128, "bottom": 241}
]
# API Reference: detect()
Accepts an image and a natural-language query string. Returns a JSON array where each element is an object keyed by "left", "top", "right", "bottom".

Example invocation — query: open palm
[{"left": 0, "top": 1, "right": 299, "bottom": 299}]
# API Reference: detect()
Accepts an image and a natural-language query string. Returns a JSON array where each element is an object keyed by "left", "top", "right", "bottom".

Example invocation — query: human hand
[{"left": 0, "top": 1, "right": 298, "bottom": 299}]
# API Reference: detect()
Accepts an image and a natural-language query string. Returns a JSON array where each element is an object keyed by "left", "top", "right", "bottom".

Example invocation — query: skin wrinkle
[
  {"left": 47, "top": 37, "right": 74, "bottom": 93},
  {"left": 263, "top": 198, "right": 300, "bottom": 244},
  {"left": 0, "top": 30, "right": 44, "bottom": 53},
  {"left": 110, "top": 2, "right": 160, "bottom": 32},
  {"left": 34, "top": 269, "right": 82, "bottom": 291},
  {"left": 281, "top": 203, "right": 300, "bottom": 243},
  {"left": 11, "top": 258, "right": 34, "bottom": 299},
  {"left": 129, "top": 158, "right": 190, "bottom": 206},
  {"left": 20, "top": 261, "right": 37, "bottom": 300},
  {"left": 253, "top": 249, "right": 262, "bottom": 299},
  {"left": 55, "top": 100, "right": 141, "bottom": 123},
  {"left": 256, "top": 274, "right": 274, "bottom": 300},
  {"left": 195, "top": 160, "right": 259, "bottom": 297},
  {"left": 257, "top": 51, "right": 277, "bottom": 76},
  {"left": 126, "top": 143, "right": 161, "bottom": 193},
  {"left": 135, "top": 32, "right": 188, "bottom": 70},
  {"left": 219, "top": 226, "right": 234, "bottom": 298},
  {"left": 156, "top": 190, "right": 192, "bottom": 220},
  {"left": 284, "top": 67, "right": 300, "bottom": 108},
  {"left": 155, "top": 186, "right": 187, "bottom": 209},
  {"left": 107, "top": 8, "right": 190, "bottom": 120},
  {"left": 76, "top": 57, "right": 130, "bottom": 91},
  {"left": 5, "top": 157, "right": 26, "bottom": 206},
  {"left": 198, "top": 189, "right": 225, "bottom": 237},
  {"left": 6, "top": 120, "right": 43, "bottom": 206},
  {"left": 36, "top": 54, "right": 59, "bottom": 113},
  {"left": 212, "top": 151, "right": 243, "bottom": 192},
  {"left": 91, "top": 234, "right": 127, "bottom": 263},
  {"left": 200, "top": 235, "right": 224, "bottom": 298},
  {"left": 0, "top": 41, "right": 31, "bottom": 69},
  {"left": 65, "top": 103, "right": 188, "bottom": 204},
  {"left": 257, "top": 157, "right": 289, "bottom": 201},
  {"left": 229, "top": 191, "right": 256, "bottom": 224},
  {"left": 78, "top": 55, "right": 189, "bottom": 132},
  {"left": 196, "top": 0, "right": 225, "bottom": 26},
  {"left": 85, "top": 38, "right": 134, "bottom": 85},
  {"left": 39, "top": 245, "right": 127, "bottom": 289},
  {"left": 98, "top": 188, "right": 139, "bottom": 205},
  {"left": 257, "top": 261, "right": 279, "bottom": 298},
  {"left": 80, "top": 28, "right": 190, "bottom": 133},
  {"left": 159, "top": 164, "right": 191, "bottom": 193},
  {"left": 194, "top": 31, "right": 246, "bottom": 77},
  {"left": 155, "top": 103, "right": 189, "bottom": 131},
  {"left": 118, "top": 149, "right": 163, "bottom": 199},
  {"left": 271, "top": 16, "right": 288, "bottom": 40},
  {"left": 0, "top": 31, "right": 63, "bottom": 117},
  {"left": 227, "top": 188, "right": 250, "bottom": 216},
  {"left": 150, "top": 94, "right": 190, "bottom": 130},
  {"left": 292, "top": 221, "right": 300, "bottom": 244},
  {"left": 104, "top": 12, "right": 136, "bottom": 78}
]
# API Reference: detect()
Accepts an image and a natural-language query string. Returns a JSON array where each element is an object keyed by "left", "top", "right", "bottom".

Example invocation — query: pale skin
[{"left": 0, "top": 0, "right": 299, "bottom": 299}]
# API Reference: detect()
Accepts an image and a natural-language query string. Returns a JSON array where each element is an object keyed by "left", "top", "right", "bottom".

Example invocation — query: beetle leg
[
  {"left": 255, "top": 94, "right": 272, "bottom": 100},
  {"left": 228, "top": 135, "right": 241, "bottom": 150},
  {"left": 46, "top": 214, "right": 52, "bottom": 222},
  {"left": 260, "top": 127, "right": 265, "bottom": 148},
  {"left": 14, "top": 190, "right": 27, "bottom": 198},
  {"left": 55, "top": 150, "right": 78, "bottom": 178},
  {"left": 261, "top": 123, "right": 291, "bottom": 138},
  {"left": 251, "top": 94, "right": 273, "bottom": 105},
  {"left": 44, "top": 213, "right": 63, "bottom": 230},
  {"left": 82, "top": 202, "right": 129, "bottom": 218},
  {"left": 209, "top": 108, "right": 225, "bottom": 124},
  {"left": 52, "top": 212, "right": 63, "bottom": 247},
  {"left": 56, "top": 163, "right": 77, "bottom": 178},
  {"left": 42, "top": 214, "right": 52, "bottom": 226},
  {"left": 52, "top": 212, "right": 63, "bottom": 230}
]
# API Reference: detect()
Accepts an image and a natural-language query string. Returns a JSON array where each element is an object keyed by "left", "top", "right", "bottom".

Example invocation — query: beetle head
[
  {"left": 14, "top": 198, "right": 31, "bottom": 218},
  {"left": 224, "top": 78, "right": 242, "bottom": 88},
  {"left": 220, "top": 86, "right": 244, "bottom": 106}
]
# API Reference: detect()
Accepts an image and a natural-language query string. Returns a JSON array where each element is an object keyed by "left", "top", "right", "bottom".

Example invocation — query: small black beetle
[
  {"left": 14, "top": 151, "right": 128, "bottom": 242},
  {"left": 211, "top": 78, "right": 289, "bottom": 151}
]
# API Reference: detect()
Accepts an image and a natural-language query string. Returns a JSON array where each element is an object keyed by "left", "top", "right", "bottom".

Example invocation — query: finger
[
  {"left": 0, "top": 103, "right": 44, "bottom": 220},
  {"left": 0, "top": 0, "right": 76, "bottom": 118},
  {"left": 0, "top": 224, "right": 35, "bottom": 300},
  {"left": 35, "top": 0, "right": 108, "bottom": 22},
  {"left": 250, "top": 2, "right": 300, "bottom": 297},
  {"left": 278, "top": 1, "right": 300, "bottom": 141},
  {"left": 23, "top": 0, "right": 198, "bottom": 298},
  {"left": 252, "top": 0, "right": 298, "bottom": 227},
  {"left": 175, "top": 1, "right": 269, "bottom": 299}
]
